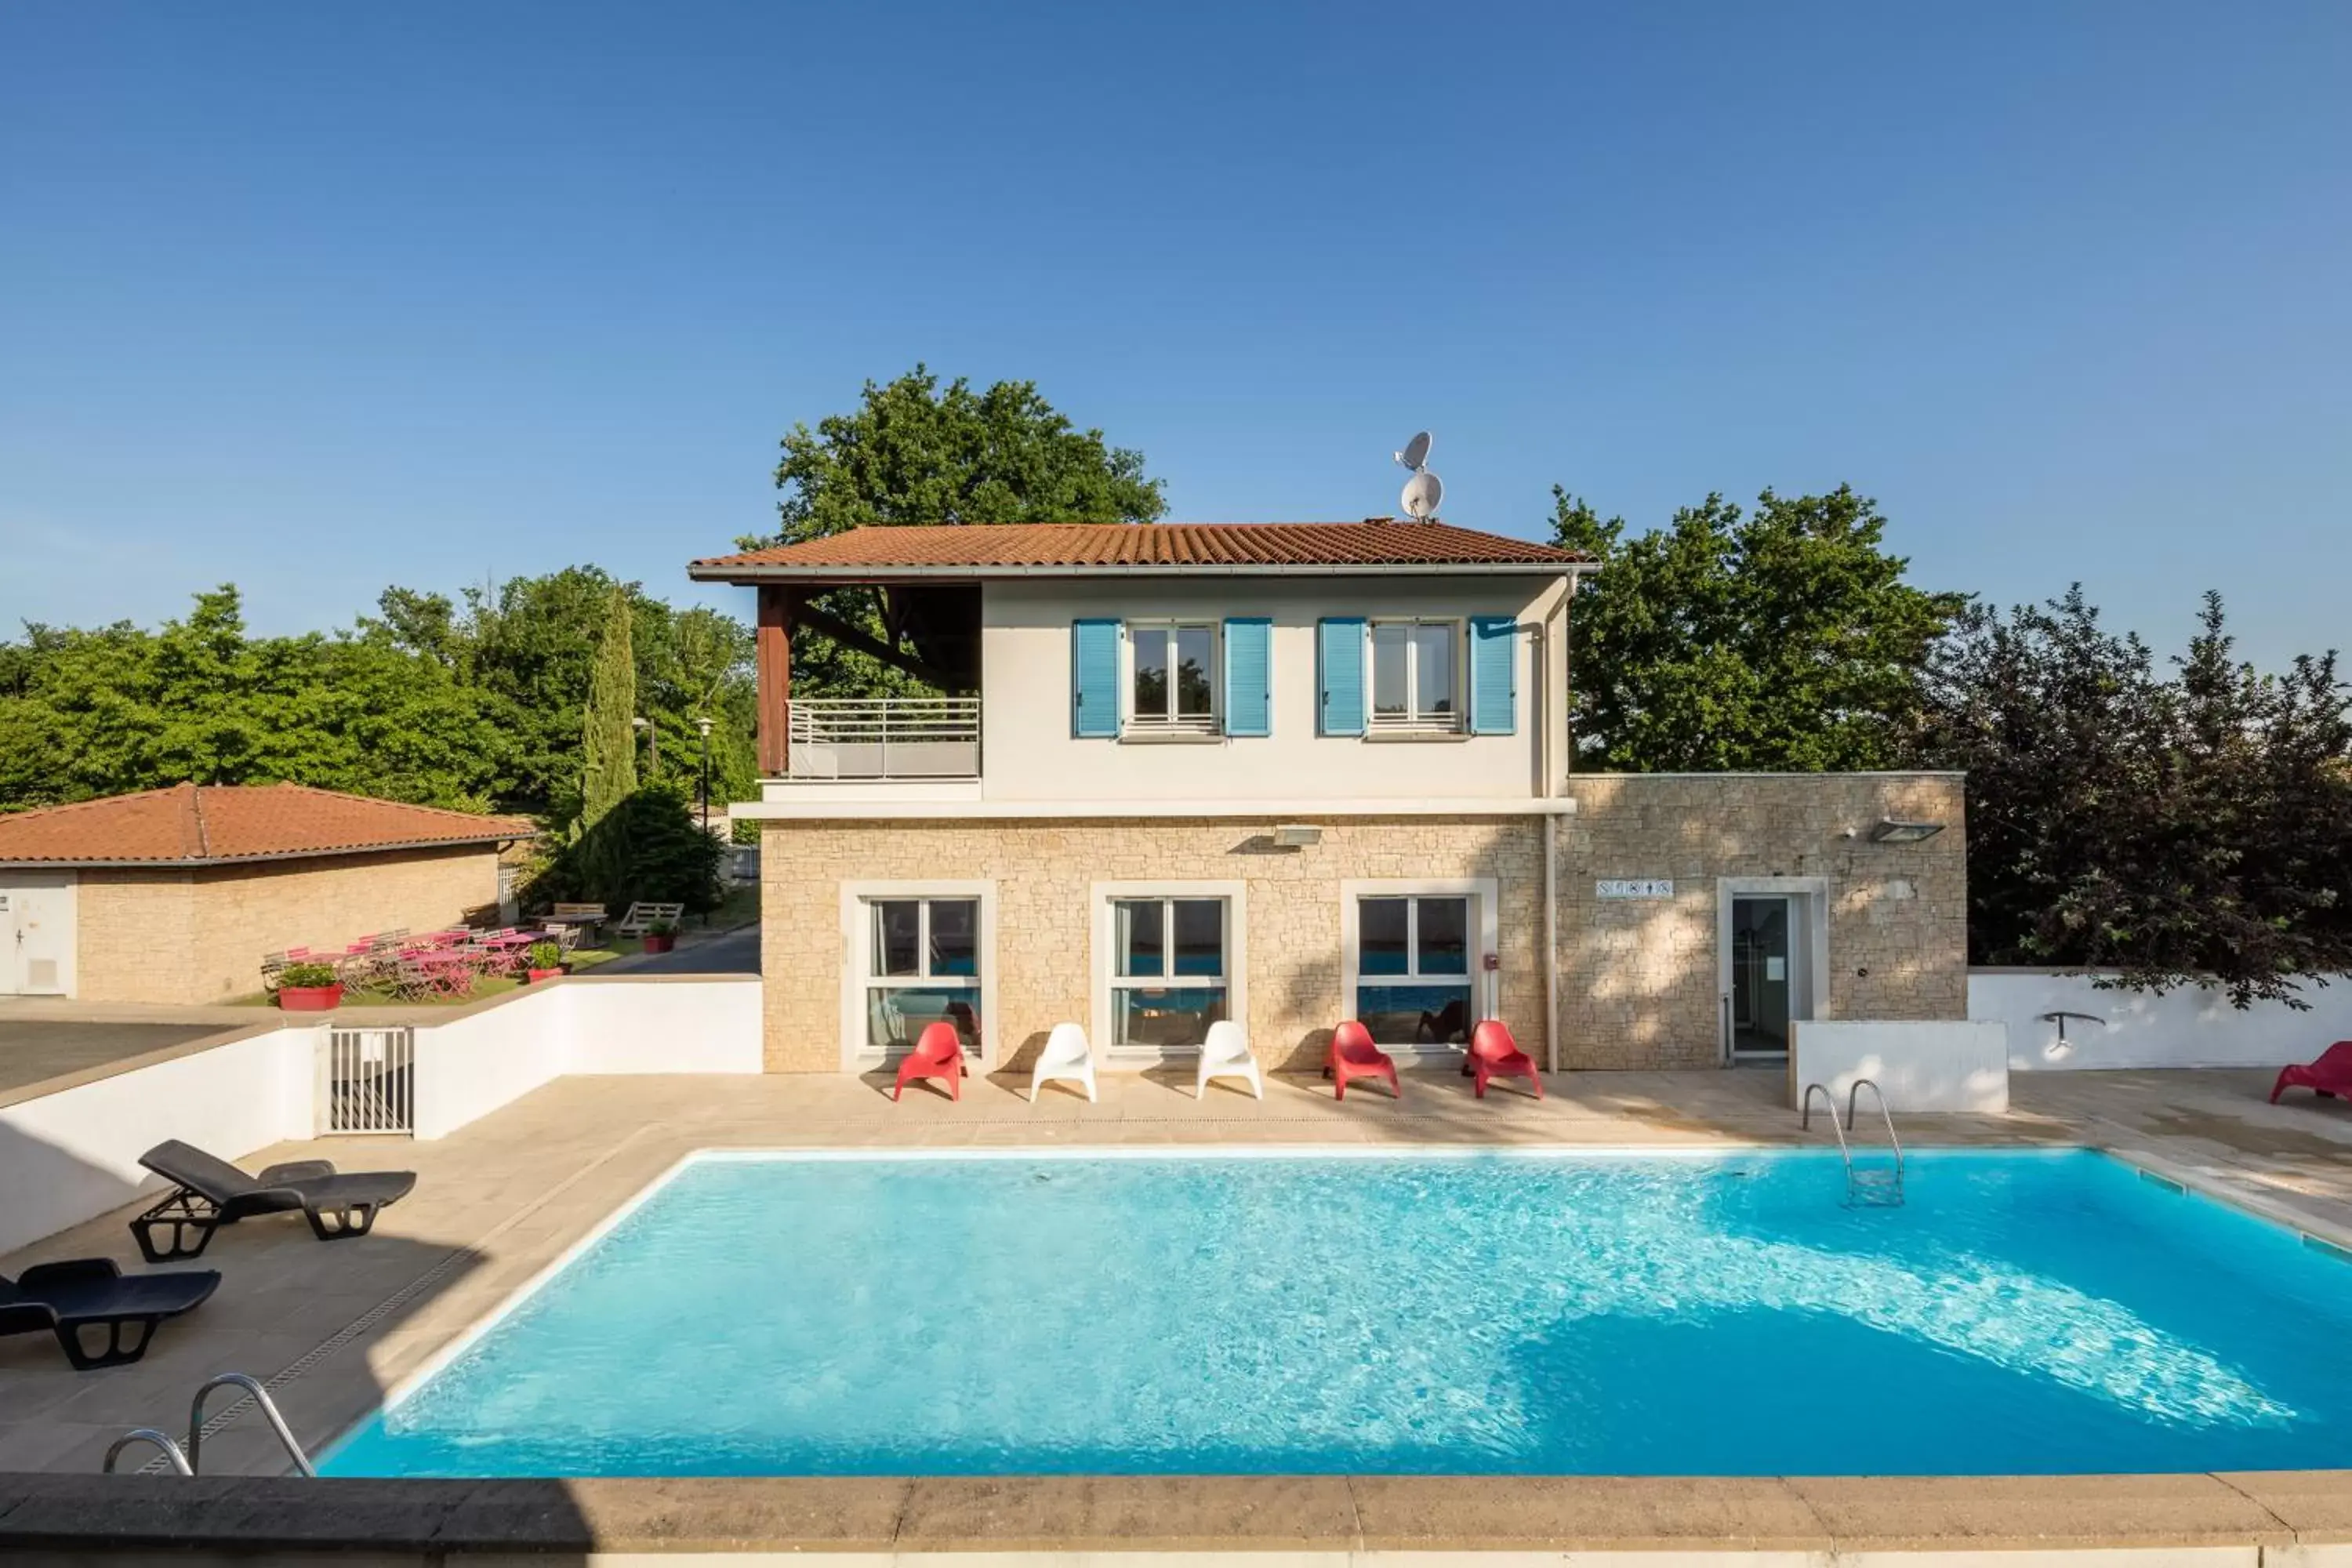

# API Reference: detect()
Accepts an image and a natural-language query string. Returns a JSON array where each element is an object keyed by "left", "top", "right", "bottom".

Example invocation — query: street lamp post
[
  {"left": 631, "top": 716, "right": 657, "bottom": 777},
  {"left": 695, "top": 716, "right": 713, "bottom": 836}
]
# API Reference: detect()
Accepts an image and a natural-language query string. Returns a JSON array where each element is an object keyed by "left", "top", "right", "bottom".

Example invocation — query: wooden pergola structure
[{"left": 743, "top": 582, "right": 981, "bottom": 775}]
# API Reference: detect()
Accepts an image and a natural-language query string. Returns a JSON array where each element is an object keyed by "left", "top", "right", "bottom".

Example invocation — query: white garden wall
[
  {"left": 564, "top": 976, "right": 761, "bottom": 1076},
  {"left": 407, "top": 984, "right": 569, "bottom": 1140},
  {"left": 408, "top": 977, "right": 761, "bottom": 1137},
  {"left": 1970, "top": 969, "right": 2352, "bottom": 1072},
  {"left": 1787, "top": 1019, "right": 2009, "bottom": 1114},
  {"left": 0, "top": 978, "right": 763, "bottom": 1251},
  {"left": 0, "top": 1026, "right": 312, "bottom": 1257}
]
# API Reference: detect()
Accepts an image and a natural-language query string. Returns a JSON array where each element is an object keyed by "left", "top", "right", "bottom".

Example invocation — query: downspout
[
  {"left": 1541, "top": 565, "right": 1588, "bottom": 1073},
  {"left": 1544, "top": 810, "right": 1559, "bottom": 1075},
  {"left": 1539, "top": 573, "right": 1563, "bottom": 1074}
]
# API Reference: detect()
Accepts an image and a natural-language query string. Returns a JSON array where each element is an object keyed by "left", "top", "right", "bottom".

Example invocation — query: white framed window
[
  {"left": 839, "top": 881, "right": 995, "bottom": 1068},
  {"left": 1125, "top": 620, "right": 1220, "bottom": 735},
  {"left": 1368, "top": 619, "right": 1461, "bottom": 733},
  {"left": 1341, "top": 878, "right": 1498, "bottom": 1052},
  {"left": 1092, "top": 880, "right": 1247, "bottom": 1057}
]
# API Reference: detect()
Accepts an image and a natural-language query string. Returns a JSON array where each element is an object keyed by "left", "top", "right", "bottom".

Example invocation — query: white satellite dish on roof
[{"left": 1394, "top": 429, "right": 1441, "bottom": 518}]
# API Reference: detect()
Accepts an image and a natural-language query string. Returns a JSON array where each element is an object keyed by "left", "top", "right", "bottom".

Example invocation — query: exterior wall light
[
  {"left": 1867, "top": 818, "right": 1945, "bottom": 844},
  {"left": 1272, "top": 824, "right": 1323, "bottom": 848}
]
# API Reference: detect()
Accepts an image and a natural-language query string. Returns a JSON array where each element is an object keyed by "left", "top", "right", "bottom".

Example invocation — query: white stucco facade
[
  {"left": 977, "top": 575, "right": 1570, "bottom": 802},
  {"left": 750, "top": 571, "right": 1574, "bottom": 815}
]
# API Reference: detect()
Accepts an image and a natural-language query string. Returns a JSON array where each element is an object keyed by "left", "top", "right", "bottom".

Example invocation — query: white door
[{"left": 1, "top": 873, "right": 78, "bottom": 996}]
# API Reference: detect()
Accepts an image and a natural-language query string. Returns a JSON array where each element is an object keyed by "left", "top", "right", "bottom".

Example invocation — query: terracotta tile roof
[
  {"left": 689, "top": 519, "right": 1590, "bottom": 577},
  {"left": 0, "top": 783, "right": 536, "bottom": 867}
]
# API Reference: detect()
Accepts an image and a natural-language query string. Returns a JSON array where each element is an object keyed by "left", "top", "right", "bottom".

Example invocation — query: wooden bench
[
  {"left": 614, "top": 901, "right": 684, "bottom": 936},
  {"left": 546, "top": 902, "right": 609, "bottom": 938}
]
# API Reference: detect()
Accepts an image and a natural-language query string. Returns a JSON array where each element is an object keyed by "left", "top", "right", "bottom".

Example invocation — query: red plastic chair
[
  {"left": 1465, "top": 1019, "right": 1542, "bottom": 1099},
  {"left": 892, "top": 1021, "right": 966, "bottom": 1102},
  {"left": 1324, "top": 1020, "right": 1400, "bottom": 1101},
  {"left": 2272, "top": 1040, "right": 2352, "bottom": 1104}
]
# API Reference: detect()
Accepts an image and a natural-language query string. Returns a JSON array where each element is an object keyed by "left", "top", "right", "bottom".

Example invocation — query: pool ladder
[
  {"left": 101, "top": 1372, "right": 317, "bottom": 1477},
  {"left": 1802, "top": 1079, "right": 1905, "bottom": 1207}
]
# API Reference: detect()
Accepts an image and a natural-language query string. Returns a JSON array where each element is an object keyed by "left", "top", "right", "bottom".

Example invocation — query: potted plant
[
  {"left": 524, "top": 940, "right": 564, "bottom": 983},
  {"left": 641, "top": 919, "right": 678, "bottom": 955},
  {"left": 276, "top": 960, "right": 344, "bottom": 1011}
]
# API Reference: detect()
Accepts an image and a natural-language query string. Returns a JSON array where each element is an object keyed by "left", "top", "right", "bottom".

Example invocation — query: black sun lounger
[
  {"left": 0, "top": 1259, "right": 220, "bottom": 1370},
  {"left": 130, "top": 1139, "right": 417, "bottom": 1262}
]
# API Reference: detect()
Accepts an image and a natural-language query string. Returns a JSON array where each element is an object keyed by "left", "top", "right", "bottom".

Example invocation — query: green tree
[
  {"left": 1918, "top": 588, "right": 2352, "bottom": 1006},
  {"left": 753, "top": 365, "right": 1164, "bottom": 547},
  {"left": 405, "top": 568, "right": 621, "bottom": 817},
  {"left": 0, "top": 588, "right": 504, "bottom": 811},
  {"left": 579, "top": 583, "right": 638, "bottom": 829},
  {"left": 530, "top": 781, "right": 724, "bottom": 914},
  {"left": 365, "top": 568, "right": 757, "bottom": 823},
  {"left": 742, "top": 366, "right": 1166, "bottom": 695},
  {"left": 644, "top": 605, "right": 758, "bottom": 826},
  {"left": 1550, "top": 485, "right": 1967, "bottom": 771}
]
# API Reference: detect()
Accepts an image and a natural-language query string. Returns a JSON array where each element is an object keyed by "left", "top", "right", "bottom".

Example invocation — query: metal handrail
[
  {"left": 103, "top": 1430, "right": 192, "bottom": 1475},
  {"left": 1801, "top": 1082, "right": 1851, "bottom": 1159},
  {"left": 187, "top": 1374, "right": 317, "bottom": 1477},
  {"left": 1802, "top": 1079, "right": 1904, "bottom": 1207},
  {"left": 787, "top": 696, "right": 980, "bottom": 742},
  {"left": 1846, "top": 1077, "right": 1904, "bottom": 1185},
  {"left": 1367, "top": 708, "right": 1462, "bottom": 733},
  {"left": 785, "top": 696, "right": 982, "bottom": 781}
]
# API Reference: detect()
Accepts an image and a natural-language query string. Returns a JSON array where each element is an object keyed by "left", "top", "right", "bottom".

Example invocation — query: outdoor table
[
  {"left": 405, "top": 946, "right": 481, "bottom": 996},
  {"left": 478, "top": 932, "right": 538, "bottom": 975}
]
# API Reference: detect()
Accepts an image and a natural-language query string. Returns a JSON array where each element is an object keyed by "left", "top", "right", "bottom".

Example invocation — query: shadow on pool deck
[{"left": 0, "top": 1119, "right": 511, "bottom": 1490}]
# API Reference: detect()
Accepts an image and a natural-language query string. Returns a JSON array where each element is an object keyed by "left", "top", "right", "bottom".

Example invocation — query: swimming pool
[{"left": 323, "top": 1149, "right": 2352, "bottom": 1478}]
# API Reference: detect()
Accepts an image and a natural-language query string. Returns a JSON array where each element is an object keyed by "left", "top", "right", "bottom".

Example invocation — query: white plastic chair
[
  {"left": 1030, "top": 1022, "right": 1098, "bottom": 1104},
  {"left": 1196, "top": 1019, "right": 1263, "bottom": 1100}
]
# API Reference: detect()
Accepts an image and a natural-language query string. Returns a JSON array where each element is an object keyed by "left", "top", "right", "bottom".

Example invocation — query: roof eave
[
  {"left": 687, "top": 560, "right": 1591, "bottom": 583},
  {"left": 0, "top": 829, "right": 537, "bottom": 871}
]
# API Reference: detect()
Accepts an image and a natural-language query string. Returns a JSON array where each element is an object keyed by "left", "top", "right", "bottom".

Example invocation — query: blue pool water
[{"left": 324, "top": 1149, "right": 2352, "bottom": 1477}]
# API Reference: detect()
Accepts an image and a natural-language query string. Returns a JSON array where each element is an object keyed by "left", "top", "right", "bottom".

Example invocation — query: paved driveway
[{"left": 604, "top": 924, "right": 760, "bottom": 975}]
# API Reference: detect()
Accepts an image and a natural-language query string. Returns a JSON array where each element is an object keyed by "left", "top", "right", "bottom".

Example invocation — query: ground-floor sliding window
[
  {"left": 1093, "top": 881, "right": 1247, "bottom": 1056},
  {"left": 1342, "top": 880, "right": 1499, "bottom": 1050},
  {"left": 841, "top": 883, "right": 993, "bottom": 1067}
]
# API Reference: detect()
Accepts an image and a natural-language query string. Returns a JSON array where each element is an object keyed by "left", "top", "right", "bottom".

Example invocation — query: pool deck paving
[{"left": 3, "top": 1062, "right": 2351, "bottom": 1560}]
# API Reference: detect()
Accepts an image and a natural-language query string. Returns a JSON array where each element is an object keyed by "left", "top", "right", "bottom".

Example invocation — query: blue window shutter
[
  {"left": 1223, "top": 618, "right": 1271, "bottom": 737},
  {"left": 1317, "top": 618, "right": 1367, "bottom": 736},
  {"left": 1072, "top": 619, "right": 1120, "bottom": 738},
  {"left": 1468, "top": 615, "right": 1518, "bottom": 735}
]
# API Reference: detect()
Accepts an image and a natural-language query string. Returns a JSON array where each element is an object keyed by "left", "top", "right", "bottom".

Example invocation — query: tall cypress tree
[{"left": 580, "top": 584, "right": 637, "bottom": 829}]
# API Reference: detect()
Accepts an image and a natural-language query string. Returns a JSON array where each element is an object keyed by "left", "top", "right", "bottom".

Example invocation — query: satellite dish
[
  {"left": 1394, "top": 430, "right": 1433, "bottom": 470},
  {"left": 1401, "top": 470, "right": 1443, "bottom": 519}
]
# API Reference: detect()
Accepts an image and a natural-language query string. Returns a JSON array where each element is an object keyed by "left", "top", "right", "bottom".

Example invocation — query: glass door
[{"left": 1729, "top": 895, "right": 1798, "bottom": 1059}]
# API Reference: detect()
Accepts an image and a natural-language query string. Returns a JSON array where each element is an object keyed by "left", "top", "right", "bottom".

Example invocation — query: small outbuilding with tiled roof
[{"left": 0, "top": 783, "right": 535, "bottom": 1003}]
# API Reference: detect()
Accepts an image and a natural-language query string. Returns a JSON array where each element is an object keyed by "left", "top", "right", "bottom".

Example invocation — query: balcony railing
[
  {"left": 786, "top": 697, "right": 981, "bottom": 780},
  {"left": 1368, "top": 706, "right": 1463, "bottom": 735}
]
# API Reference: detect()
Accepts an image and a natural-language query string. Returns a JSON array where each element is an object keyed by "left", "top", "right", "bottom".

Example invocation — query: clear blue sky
[{"left": 4, "top": 2, "right": 2347, "bottom": 667}]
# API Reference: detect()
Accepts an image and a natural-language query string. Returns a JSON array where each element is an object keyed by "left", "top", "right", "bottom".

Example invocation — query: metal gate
[{"left": 321, "top": 1027, "right": 415, "bottom": 1135}]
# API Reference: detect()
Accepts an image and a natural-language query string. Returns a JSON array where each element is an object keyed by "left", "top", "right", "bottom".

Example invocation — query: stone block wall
[
  {"left": 75, "top": 846, "right": 503, "bottom": 1003},
  {"left": 761, "top": 817, "right": 1545, "bottom": 1073},
  {"left": 1555, "top": 773, "right": 1968, "bottom": 1069},
  {"left": 73, "top": 874, "right": 195, "bottom": 1003}
]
